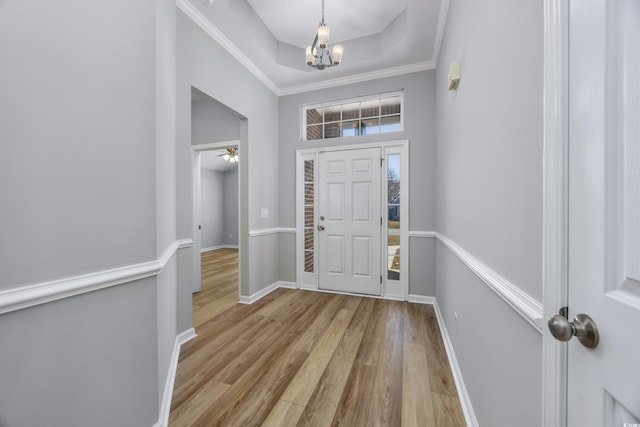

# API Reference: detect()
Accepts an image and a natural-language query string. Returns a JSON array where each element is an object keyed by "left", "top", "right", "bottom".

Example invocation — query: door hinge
[
  {"left": 380, "top": 158, "right": 384, "bottom": 167},
  {"left": 380, "top": 275, "right": 383, "bottom": 284},
  {"left": 380, "top": 217, "right": 383, "bottom": 226}
]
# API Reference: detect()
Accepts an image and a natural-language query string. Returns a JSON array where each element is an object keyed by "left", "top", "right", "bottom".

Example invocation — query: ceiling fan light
[
  {"left": 331, "top": 44, "right": 343, "bottom": 64},
  {"left": 222, "top": 154, "right": 230, "bottom": 161},
  {"left": 317, "top": 25, "right": 330, "bottom": 49}
]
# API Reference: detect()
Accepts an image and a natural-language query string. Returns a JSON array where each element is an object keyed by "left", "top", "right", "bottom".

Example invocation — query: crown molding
[
  {"left": 176, "top": 0, "right": 280, "bottom": 96},
  {"left": 177, "top": 0, "right": 449, "bottom": 97},
  {"left": 278, "top": 61, "right": 436, "bottom": 96},
  {"left": 431, "top": 0, "right": 450, "bottom": 67}
]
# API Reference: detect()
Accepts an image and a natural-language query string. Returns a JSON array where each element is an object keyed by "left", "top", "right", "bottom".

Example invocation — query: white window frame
[{"left": 300, "top": 91, "right": 405, "bottom": 141}]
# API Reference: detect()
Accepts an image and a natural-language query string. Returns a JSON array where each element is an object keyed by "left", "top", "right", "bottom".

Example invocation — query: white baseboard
[
  {"left": 238, "top": 282, "right": 280, "bottom": 304},
  {"left": 382, "top": 294, "right": 405, "bottom": 301},
  {"left": 201, "top": 244, "right": 238, "bottom": 253},
  {"left": 155, "top": 328, "right": 196, "bottom": 427},
  {"left": 407, "top": 294, "right": 436, "bottom": 304},
  {"left": 432, "top": 301, "right": 478, "bottom": 427},
  {"left": 276, "top": 281, "right": 297, "bottom": 289}
]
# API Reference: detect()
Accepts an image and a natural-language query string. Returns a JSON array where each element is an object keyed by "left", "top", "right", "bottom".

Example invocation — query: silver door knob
[
  {"left": 548, "top": 312, "right": 599, "bottom": 349},
  {"left": 317, "top": 225, "right": 325, "bottom": 231}
]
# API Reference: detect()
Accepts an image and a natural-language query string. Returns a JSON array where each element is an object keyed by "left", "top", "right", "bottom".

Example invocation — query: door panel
[
  {"left": 567, "top": 0, "right": 640, "bottom": 424},
  {"left": 318, "top": 148, "right": 382, "bottom": 295},
  {"left": 327, "top": 236, "right": 345, "bottom": 275},
  {"left": 352, "top": 236, "right": 372, "bottom": 277}
]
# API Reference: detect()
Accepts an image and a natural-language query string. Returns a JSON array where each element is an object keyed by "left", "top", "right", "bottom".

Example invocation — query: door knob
[
  {"left": 548, "top": 311, "right": 599, "bottom": 349},
  {"left": 317, "top": 225, "right": 325, "bottom": 231}
]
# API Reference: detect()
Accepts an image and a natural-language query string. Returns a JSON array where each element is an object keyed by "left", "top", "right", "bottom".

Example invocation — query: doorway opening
[{"left": 190, "top": 87, "right": 244, "bottom": 326}]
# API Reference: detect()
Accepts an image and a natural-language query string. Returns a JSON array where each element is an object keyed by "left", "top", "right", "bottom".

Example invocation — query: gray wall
[
  {"left": 434, "top": 0, "right": 543, "bottom": 424},
  {"left": 200, "top": 167, "right": 239, "bottom": 249},
  {"left": 0, "top": 279, "right": 158, "bottom": 427},
  {"left": 223, "top": 168, "right": 239, "bottom": 246},
  {"left": 0, "top": 0, "right": 177, "bottom": 425},
  {"left": 201, "top": 168, "right": 226, "bottom": 249},
  {"left": 177, "top": 10, "right": 281, "bottom": 309},
  {"left": 278, "top": 71, "right": 437, "bottom": 296},
  {"left": 192, "top": 97, "right": 241, "bottom": 144}
]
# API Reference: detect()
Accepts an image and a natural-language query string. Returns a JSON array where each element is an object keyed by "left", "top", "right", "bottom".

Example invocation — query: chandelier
[{"left": 305, "top": 0, "right": 343, "bottom": 70}]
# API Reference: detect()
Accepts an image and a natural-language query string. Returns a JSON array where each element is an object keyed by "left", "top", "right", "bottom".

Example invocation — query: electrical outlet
[
  {"left": 228, "top": 234, "right": 232, "bottom": 240},
  {"left": 261, "top": 208, "right": 269, "bottom": 218}
]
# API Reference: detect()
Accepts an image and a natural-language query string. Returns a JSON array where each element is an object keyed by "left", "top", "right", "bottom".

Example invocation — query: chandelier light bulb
[
  {"left": 331, "top": 44, "right": 343, "bottom": 64},
  {"left": 317, "top": 25, "right": 330, "bottom": 49},
  {"left": 306, "top": 46, "right": 314, "bottom": 65}
]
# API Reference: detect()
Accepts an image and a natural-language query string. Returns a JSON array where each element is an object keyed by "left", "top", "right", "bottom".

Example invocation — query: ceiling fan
[{"left": 218, "top": 147, "right": 239, "bottom": 164}]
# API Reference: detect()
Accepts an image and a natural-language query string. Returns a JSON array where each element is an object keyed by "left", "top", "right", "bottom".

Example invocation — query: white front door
[
  {"left": 566, "top": 0, "right": 640, "bottom": 424},
  {"left": 318, "top": 148, "right": 382, "bottom": 295}
]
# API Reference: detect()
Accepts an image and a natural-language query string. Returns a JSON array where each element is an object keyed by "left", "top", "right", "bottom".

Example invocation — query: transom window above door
[{"left": 302, "top": 92, "right": 404, "bottom": 141}]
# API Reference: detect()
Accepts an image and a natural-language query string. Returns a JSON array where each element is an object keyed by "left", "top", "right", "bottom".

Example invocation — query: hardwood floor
[{"left": 169, "top": 249, "right": 465, "bottom": 426}]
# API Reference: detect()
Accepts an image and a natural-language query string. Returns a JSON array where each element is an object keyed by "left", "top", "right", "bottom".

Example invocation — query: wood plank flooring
[{"left": 169, "top": 249, "right": 465, "bottom": 426}]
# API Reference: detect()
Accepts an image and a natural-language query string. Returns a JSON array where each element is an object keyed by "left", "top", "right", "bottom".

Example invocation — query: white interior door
[
  {"left": 318, "top": 148, "right": 382, "bottom": 295},
  {"left": 566, "top": 0, "right": 640, "bottom": 424}
]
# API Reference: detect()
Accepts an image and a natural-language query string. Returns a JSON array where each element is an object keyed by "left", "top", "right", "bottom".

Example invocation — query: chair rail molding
[
  {"left": 248, "top": 227, "right": 296, "bottom": 237},
  {"left": 435, "top": 232, "right": 544, "bottom": 332},
  {"left": 0, "top": 239, "right": 194, "bottom": 315}
]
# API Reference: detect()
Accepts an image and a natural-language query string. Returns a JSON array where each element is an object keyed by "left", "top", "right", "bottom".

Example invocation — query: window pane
[
  {"left": 305, "top": 206, "right": 314, "bottom": 221},
  {"left": 361, "top": 99, "right": 380, "bottom": 118},
  {"left": 342, "top": 120, "right": 360, "bottom": 137},
  {"left": 304, "top": 160, "right": 314, "bottom": 182},
  {"left": 307, "top": 125, "right": 323, "bottom": 140},
  {"left": 304, "top": 183, "right": 314, "bottom": 205},
  {"left": 381, "top": 96, "right": 401, "bottom": 115},
  {"left": 387, "top": 153, "right": 401, "bottom": 280},
  {"left": 324, "top": 106, "right": 340, "bottom": 122},
  {"left": 360, "top": 118, "right": 380, "bottom": 135},
  {"left": 305, "top": 229, "right": 314, "bottom": 250},
  {"left": 306, "top": 108, "right": 323, "bottom": 125},
  {"left": 342, "top": 102, "right": 360, "bottom": 120},
  {"left": 324, "top": 122, "right": 341, "bottom": 139},
  {"left": 304, "top": 250, "right": 314, "bottom": 273},
  {"left": 305, "top": 214, "right": 314, "bottom": 228},
  {"left": 302, "top": 93, "right": 403, "bottom": 141},
  {"left": 380, "top": 115, "right": 401, "bottom": 133}
]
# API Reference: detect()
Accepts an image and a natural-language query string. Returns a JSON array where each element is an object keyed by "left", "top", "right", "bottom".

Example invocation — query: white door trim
[
  {"left": 295, "top": 140, "right": 409, "bottom": 299},
  {"left": 542, "top": 0, "right": 569, "bottom": 425}
]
